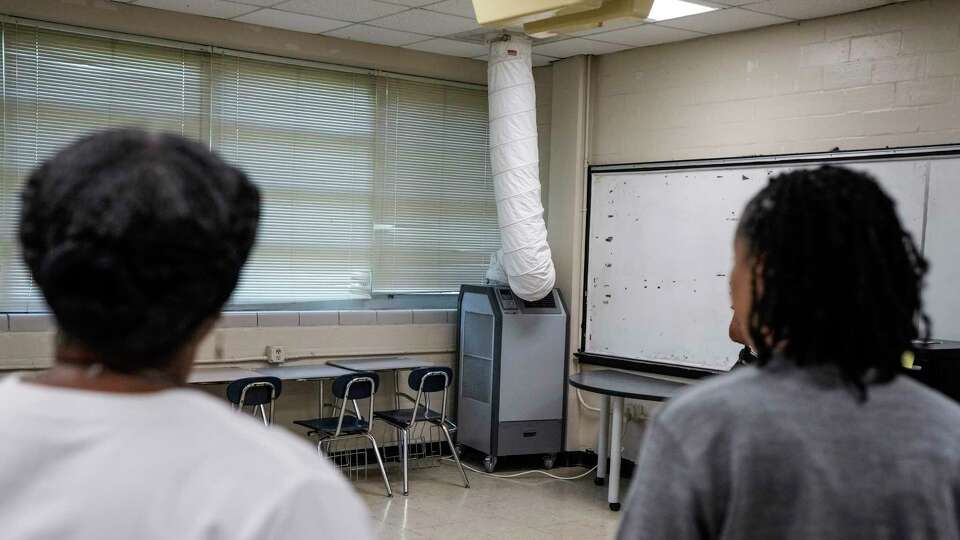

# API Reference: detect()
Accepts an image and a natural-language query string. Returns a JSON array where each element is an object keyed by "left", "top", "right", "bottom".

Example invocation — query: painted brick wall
[{"left": 591, "top": 0, "right": 960, "bottom": 165}]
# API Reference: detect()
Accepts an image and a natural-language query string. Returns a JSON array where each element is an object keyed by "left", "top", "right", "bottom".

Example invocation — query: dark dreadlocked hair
[{"left": 737, "top": 165, "right": 929, "bottom": 396}]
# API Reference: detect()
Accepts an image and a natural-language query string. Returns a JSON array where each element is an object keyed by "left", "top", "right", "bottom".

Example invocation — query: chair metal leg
[
  {"left": 258, "top": 404, "right": 269, "bottom": 427},
  {"left": 440, "top": 424, "right": 469, "bottom": 489},
  {"left": 400, "top": 429, "right": 410, "bottom": 496},
  {"left": 365, "top": 433, "right": 393, "bottom": 497}
]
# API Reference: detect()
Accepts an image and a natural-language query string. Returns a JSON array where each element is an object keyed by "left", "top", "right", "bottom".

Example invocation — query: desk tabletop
[
  {"left": 569, "top": 369, "right": 687, "bottom": 401},
  {"left": 188, "top": 367, "right": 261, "bottom": 384},
  {"left": 328, "top": 357, "right": 433, "bottom": 372},
  {"left": 255, "top": 364, "right": 353, "bottom": 380}
]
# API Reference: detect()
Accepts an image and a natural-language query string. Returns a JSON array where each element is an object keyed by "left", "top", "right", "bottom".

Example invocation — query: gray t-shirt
[{"left": 617, "top": 358, "right": 960, "bottom": 540}]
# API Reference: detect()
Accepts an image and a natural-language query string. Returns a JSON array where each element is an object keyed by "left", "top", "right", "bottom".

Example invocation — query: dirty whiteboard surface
[{"left": 584, "top": 157, "right": 936, "bottom": 372}]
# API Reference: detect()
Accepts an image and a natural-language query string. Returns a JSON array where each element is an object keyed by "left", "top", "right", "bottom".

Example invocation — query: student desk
[
  {"left": 255, "top": 364, "right": 353, "bottom": 417},
  {"left": 568, "top": 370, "right": 687, "bottom": 511},
  {"left": 188, "top": 367, "right": 261, "bottom": 385},
  {"left": 328, "top": 357, "right": 433, "bottom": 409}
]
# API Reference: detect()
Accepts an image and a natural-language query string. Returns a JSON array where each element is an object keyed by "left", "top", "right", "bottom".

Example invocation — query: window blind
[
  {"left": 0, "top": 23, "right": 499, "bottom": 311},
  {"left": 375, "top": 78, "right": 500, "bottom": 293},
  {"left": 212, "top": 54, "right": 377, "bottom": 303},
  {"left": 0, "top": 24, "right": 209, "bottom": 312}
]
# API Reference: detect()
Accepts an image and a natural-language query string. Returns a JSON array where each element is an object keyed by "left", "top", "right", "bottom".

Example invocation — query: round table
[{"left": 569, "top": 369, "right": 687, "bottom": 511}]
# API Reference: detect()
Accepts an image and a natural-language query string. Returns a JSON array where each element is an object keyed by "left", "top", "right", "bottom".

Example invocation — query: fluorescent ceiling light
[{"left": 647, "top": 0, "right": 716, "bottom": 21}]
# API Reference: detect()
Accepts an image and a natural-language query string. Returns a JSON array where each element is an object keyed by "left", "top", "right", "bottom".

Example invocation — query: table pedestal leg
[
  {"left": 608, "top": 396, "right": 624, "bottom": 511},
  {"left": 596, "top": 394, "right": 610, "bottom": 486},
  {"left": 318, "top": 380, "right": 324, "bottom": 418}
]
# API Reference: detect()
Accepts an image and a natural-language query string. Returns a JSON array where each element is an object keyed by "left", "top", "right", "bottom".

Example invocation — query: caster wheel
[
  {"left": 542, "top": 454, "right": 556, "bottom": 470},
  {"left": 609, "top": 503, "right": 621, "bottom": 512},
  {"left": 483, "top": 456, "right": 498, "bottom": 473},
  {"left": 594, "top": 477, "right": 605, "bottom": 486},
  {"left": 455, "top": 444, "right": 464, "bottom": 457}
]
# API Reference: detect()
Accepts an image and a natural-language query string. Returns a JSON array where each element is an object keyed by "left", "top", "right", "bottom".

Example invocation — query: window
[
  {"left": 212, "top": 54, "right": 377, "bottom": 303},
  {"left": 375, "top": 78, "right": 499, "bottom": 293},
  {"left": 0, "top": 22, "right": 499, "bottom": 312},
  {"left": 1, "top": 24, "right": 209, "bottom": 312}
]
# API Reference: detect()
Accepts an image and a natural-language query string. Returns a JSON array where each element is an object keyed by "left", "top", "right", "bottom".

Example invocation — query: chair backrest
[
  {"left": 332, "top": 372, "right": 379, "bottom": 400},
  {"left": 408, "top": 366, "right": 453, "bottom": 393},
  {"left": 226, "top": 376, "right": 282, "bottom": 406}
]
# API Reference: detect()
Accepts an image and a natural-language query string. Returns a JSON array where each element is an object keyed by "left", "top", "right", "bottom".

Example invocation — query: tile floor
[{"left": 352, "top": 460, "right": 627, "bottom": 540}]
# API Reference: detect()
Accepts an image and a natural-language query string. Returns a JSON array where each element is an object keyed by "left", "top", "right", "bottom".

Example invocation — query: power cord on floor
[{"left": 441, "top": 457, "right": 598, "bottom": 480}]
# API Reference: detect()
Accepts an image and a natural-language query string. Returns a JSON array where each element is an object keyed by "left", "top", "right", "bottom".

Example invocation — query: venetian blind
[
  {"left": 374, "top": 78, "right": 499, "bottom": 293},
  {"left": 0, "top": 24, "right": 208, "bottom": 312}
]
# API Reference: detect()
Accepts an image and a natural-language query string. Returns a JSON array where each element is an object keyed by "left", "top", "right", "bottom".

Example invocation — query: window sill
[{"left": 0, "top": 309, "right": 458, "bottom": 333}]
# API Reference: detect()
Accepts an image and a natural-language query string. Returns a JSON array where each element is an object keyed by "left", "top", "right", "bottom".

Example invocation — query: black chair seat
[
  {"left": 294, "top": 416, "right": 370, "bottom": 435},
  {"left": 226, "top": 376, "right": 282, "bottom": 406},
  {"left": 374, "top": 405, "right": 443, "bottom": 428}
]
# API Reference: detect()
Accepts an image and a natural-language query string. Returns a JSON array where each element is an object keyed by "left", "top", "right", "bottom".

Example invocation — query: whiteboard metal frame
[{"left": 580, "top": 143, "right": 960, "bottom": 379}]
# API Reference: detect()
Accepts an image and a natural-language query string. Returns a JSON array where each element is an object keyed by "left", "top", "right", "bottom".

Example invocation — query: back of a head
[
  {"left": 19, "top": 129, "right": 260, "bottom": 372},
  {"left": 737, "top": 165, "right": 928, "bottom": 390}
]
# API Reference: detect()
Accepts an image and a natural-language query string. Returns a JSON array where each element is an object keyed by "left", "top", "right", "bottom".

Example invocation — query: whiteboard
[{"left": 583, "top": 148, "right": 960, "bottom": 372}]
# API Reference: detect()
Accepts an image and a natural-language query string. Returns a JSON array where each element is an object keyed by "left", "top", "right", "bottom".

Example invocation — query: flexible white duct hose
[{"left": 487, "top": 35, "right": 556, "bottom": 301}]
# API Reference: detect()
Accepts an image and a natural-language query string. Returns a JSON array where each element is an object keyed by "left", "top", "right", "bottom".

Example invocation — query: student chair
[
  {"left": 294, "top": 372, "right": 392, "bottom": 497},
  {"left": 374, "top": 366, "right": 469, "bottom": 496},
  {"left": 226, "top": 376, "right": 282, "bottom": 427}
]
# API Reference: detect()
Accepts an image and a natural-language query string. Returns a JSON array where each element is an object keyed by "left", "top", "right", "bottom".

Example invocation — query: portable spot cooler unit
[{"left": 456, "top": 285, "right": 568, "bottom": 472}]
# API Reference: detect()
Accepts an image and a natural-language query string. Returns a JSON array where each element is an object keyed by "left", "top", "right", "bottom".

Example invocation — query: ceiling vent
[{"left": 473, "top": 0, "right": 654, "bottom": 38}]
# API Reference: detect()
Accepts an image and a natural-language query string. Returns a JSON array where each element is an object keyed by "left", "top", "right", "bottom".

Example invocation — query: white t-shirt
[{"left": 0, "top": 374, "right": 373, "bottom": 540}]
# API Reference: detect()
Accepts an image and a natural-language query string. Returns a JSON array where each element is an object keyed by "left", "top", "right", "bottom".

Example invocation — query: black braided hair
[
  {"left": 737, "top": 165, "right": 928, "bottom": 397},
  {"left": 19, "top": 129, "right": 260, "bottom": 371}
]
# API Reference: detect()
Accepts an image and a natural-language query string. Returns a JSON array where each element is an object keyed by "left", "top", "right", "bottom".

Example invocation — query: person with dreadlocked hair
[{"left": 617, "top": 165, "right": 960, "bottom": 540}]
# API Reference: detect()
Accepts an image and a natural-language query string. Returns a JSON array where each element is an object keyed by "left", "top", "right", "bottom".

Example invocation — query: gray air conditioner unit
[{"left": 456, "top": 285, "right": 569, "bottom": 473}]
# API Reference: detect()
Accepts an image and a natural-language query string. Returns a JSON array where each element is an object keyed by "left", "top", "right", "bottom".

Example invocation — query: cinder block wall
[{"left": 591, "top": 0, "right": 960, "bottom": 165}]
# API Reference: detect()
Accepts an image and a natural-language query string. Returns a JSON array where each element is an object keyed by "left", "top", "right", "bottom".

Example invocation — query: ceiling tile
[
  {"left": 370, "top": 9, "right": 480, "bottom": 35},
  {"left": 743, "top": 0, "right": 896, "bottom": 20},
  {"left": 404, "top": 38, "right": 489, "bottom": 57},
  {"left": 135, "top": 0, "right": 258, "bottom": 18},
  {"left": 533, "top": 38, "right": 633, "bottom": 58},
  {"left": 272, "top": 0, "right": 407, "bottom": 22},
  {"left": 325, "top": 24, "right": 427, "bottom": 46},
  {"left": 590, "top": 24, "right": 705, "bottom": 47},
  {"left": 378, "top": 0, "right": 438, "bottom": 5},
  {"left": 233, "top": 8, "right": 349, "bottom": 31},
  {"left": 425, "top": 0, "right": 476, "bottom": 19},
  {"left": 567, "top": 17, "right": 646, "bottom": 37},
  {"left": 663, "top": 7, "right": 790, "bottom": 34}
]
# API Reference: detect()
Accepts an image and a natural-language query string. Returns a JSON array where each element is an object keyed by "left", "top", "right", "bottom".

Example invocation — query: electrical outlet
[{"left": 265, "top": 345, "right": 285, "bottom": 364}]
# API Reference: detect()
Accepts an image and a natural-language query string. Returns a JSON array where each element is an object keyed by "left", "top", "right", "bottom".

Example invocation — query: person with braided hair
[{"left": 618, "top": 165, "right": 960, "bottom": 540}]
